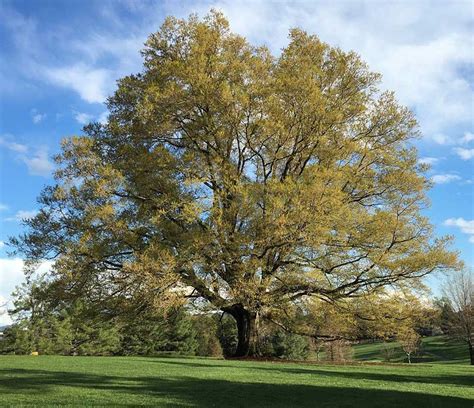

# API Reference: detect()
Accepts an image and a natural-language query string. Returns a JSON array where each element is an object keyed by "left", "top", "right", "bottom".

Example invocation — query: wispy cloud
[
  {"left": 0, "top": 136, "right": 54, "bottom": 177},
  {"left": 0, "top": 204, "right": 8, "bottom": 211},
  {"left": 431, "top": 134, "right": 453, "bottom": 145},
  {"left": 32, "top": 113, "right": 45, "bottom": 123},
  {"left": 460, "top": 132, "right": 474, "bottom": 145},
  {"left": 45, "top": 64, "right": 111, "bottom": 104},
  {"left": 431, "top": 174, "right": 461, "bottom": 184},
  {"left": 74, "top": 111, "right": 94, "bottom": 125},
  {"left": 21, "top": 149, "right": 54, "bottom": 176},
  {"left": 73, "top": 110, "right": 109, "bottom": 125},
  {"left": 4, "top": 209, "right": 38, "bottom": 222},
  {"left": 418, "top": 157, "right": 440, "bottom": 166},
  {"left": 444, "top": 218, "right": 474, "bottom": 244},
  {"left": 31, "top": 108, "right": 46, "bottom": 124},
  {"left": 453, "top": 147, "right": 474, "bottom": 161},
  {"left": 0, "top": 136, "right": 28, "bottom": 154}
]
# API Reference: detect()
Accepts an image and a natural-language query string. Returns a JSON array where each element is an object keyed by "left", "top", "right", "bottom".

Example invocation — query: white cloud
[
  {"left": 431, "top": 174, "right": 461, "bottom": 184},
  {"left": 0, "top": 135, "right": 54, "bottom": 177},
  {"left": 31, "top": 109, "right": 46, "bottom": 124},
  {"left": 4, "top": 209, "right": 38, "bottom": 222},
  {"left": 418, "top": 157, "right": 439, "bottom": 166},
  {"left": 0, "top": 204, "right": 8, "bottom": 211},
  {"left": 460, "top": 132, "right": 474, "bottom": 145},
  {"left": 74, "top": 110, "right": 109, "bottom": 125},
  {"left": 453, "top": 147, "right": 474, "bottom": 160},
  {"left": 21, "top": 148, "right": 54, "bottom": 177},
  {"left": 45, "top": 64, "right": 111, "bottom": 104},
  {"left": 376, "top": 35, "right": 472, "bottom": 139},
  {"left": 0, "top": 241, "right": 5, "bottom": 248},
  {"left": 444, "top": 218, "right": 474, "bottom": 234},
  {"left": 444, "top": 218, "right": 474, "bottom": 244},
  {"left": 32, "top": 113, "right": 45, "bottom": 123},
  {"left": 0, "top": 258, "right": 53, "bottom": 325},
  {"left": 74, "top": 111, "right": 94, "bottom": 125},
  {"left": 0, "top": 136, "right": 28, "bottom": 154},
  {"left": 431, "top": 134, "right": 454, "bottom": 145},
  {"left": 15, "top": 209, "right": 38, "bottom": 220}
]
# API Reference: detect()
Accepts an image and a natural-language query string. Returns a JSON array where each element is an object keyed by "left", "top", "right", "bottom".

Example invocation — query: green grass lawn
[
  {"left": 352, "top": 335, "right": 470, "bottom": 364},
  {"left": 0, "top": 355, "right": 472, "bottom": 407}
]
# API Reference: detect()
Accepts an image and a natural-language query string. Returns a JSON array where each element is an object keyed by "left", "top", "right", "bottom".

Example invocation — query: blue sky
[{"left": 0, "top": 0, "right": 473, "bottom": 323}]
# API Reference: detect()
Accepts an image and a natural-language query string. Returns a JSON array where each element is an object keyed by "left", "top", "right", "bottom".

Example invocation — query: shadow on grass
[
  {"left": 145, "top": 359, "right": 474, "bottom": 387},
  {"left": 0, "top": 368, "right": 471, "bottom": 408}
]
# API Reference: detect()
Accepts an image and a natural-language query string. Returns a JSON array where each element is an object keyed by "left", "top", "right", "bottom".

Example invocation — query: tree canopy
[{"left": 12, "top": 11, "right": 458, "bottom": 356}]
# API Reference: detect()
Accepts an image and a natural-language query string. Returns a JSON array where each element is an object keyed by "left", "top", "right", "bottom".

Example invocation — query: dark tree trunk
[
  {"left": 224, "top": 304, "right": 256, "bottom": 357},
  {"left": 469, "top": 342, "right": 473, "bottom": 365}
]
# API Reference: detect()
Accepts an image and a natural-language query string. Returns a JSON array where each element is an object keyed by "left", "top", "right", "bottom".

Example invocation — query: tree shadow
[{"left": 0, "top": 368, "right": 471, "bottom": 407}]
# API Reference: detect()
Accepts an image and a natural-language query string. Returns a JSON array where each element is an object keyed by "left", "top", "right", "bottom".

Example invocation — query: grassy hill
[
  {"left": 0, "top": 354, "right": 472, "bottom": 407},
  {"left": 352, "top": 336, "right": 469, "bottom": 364}
]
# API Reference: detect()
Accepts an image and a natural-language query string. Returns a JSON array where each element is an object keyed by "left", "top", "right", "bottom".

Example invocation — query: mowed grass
[{"left": 0, "top": 355, "right": 472, "bottom": 407}]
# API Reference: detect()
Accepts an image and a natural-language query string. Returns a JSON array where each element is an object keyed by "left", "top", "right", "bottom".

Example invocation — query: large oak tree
[{"left": 13, "top": 12, "right": 458, "bottom": 357}]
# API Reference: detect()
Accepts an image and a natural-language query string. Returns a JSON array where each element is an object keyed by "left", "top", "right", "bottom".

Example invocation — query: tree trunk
[
  {"left": 224, "top": 304, "right": 256, "bottom": 357},
  {"left": 469, "top": 342, "right": 473, "bottom": 365}
]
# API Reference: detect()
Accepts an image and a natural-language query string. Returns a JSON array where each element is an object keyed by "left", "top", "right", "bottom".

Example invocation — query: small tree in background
[{"left": 398, "top": 327, "right": 421, "bottom": 363}]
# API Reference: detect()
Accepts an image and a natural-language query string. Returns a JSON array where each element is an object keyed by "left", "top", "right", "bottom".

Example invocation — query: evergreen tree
[{"left": 272, "top": 331, "right": 310, "bottom": 360}]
